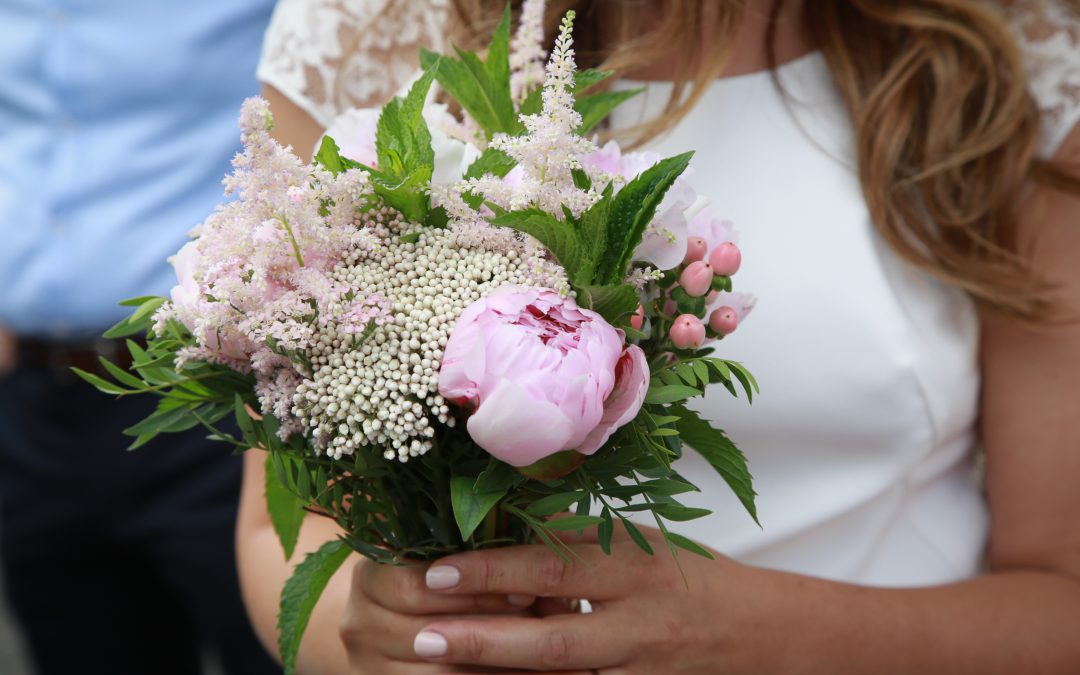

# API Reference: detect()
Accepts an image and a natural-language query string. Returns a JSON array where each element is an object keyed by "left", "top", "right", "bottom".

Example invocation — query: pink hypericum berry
[
  {"left": 663, "top": 298, "right": 678, "bottom": 317},
  {"left": 682, "top": 236, "right": 709, "bottom": 264},
  {"left": 670, "top": 314, "right": 706, "bottom": 349},
  {"left": 708, "top": 242, "right": 742, "bottom": 277},
  {"left": 630, "top": 304, "right": 645, "bottom": 331},
  {"left": 679, "top": 260, "right": 714, "bottom": 297},
  {"left": 709, "top": 306, "right": 739, "bottom": 335}
]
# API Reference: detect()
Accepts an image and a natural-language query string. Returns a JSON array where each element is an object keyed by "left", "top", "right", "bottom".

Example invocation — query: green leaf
[
  {"left": 375, "top": 65, "right": 438, "bottom": 181},
  {"left": 526, "top": 491, "right": 587, "bottom": 517},
  {"left": 621, "top": 518, "right": 654, "bottom": 555},
  {"left": 491, "top": 208, "right": 584, "bottom": 284},
  {"left": 265, "top": 453, "right": 306, "bottom": 561},
  {"left": 598, "top": 508, "right": 614, "bottom": 554},
  {"left": 419, "top": 7, "right": 519, "bottom": 139},
  {"left": 573, "top": 184, "right": 613, "bottom": 284},
  {"left": 313, "top": 136, "right": 350, "bottom": 175},
  {"left": 578, "top": 284, "right": 639, "bottom": 326},
  {"left": 655, "top": 504, "right": 712, "bottom": 522},
  {"left": 130, "top": 297, "right": 166, "bottom": 323},
  {"left": 119, "top": 294, "right": 165, "bottom": 308},
  {"left": 278, "top": 539, "right": 352, "bottom": 675},
  {"left": 598, "top": 152, "right": 694, "bottom": 285},
  {"left": 98, "top": 357, "right": 147, "bottom": 390},
  {"left": 665, "top": 532, "right": 715, "bottom": 560},
  {"left": 474, "top": 460, "right": 525, "bottom": 493},
  {"left": 543, "top": 515, "right": 604, "bottom": 531},
  {"left": 450, "top": 475, "right": 506, "bottom": 541},
  {"left": 576, "top": 88, "right": 644, "bottom": 134},
  {"left": 70, "top": 367, "right": 130, "bottom": 395},
  {"left": 671, "top": 404, "right": 758, "bottom": 525},
  {"left": 726, "top": 361, "right": 760, "bottom": 403},
  {"left": 641, "top": 478, "right": 699, "bottom": 496},
  {"left": 463, "top": 147, "right": 516, "bottom": 180},
  {"left": 644, "top": 385, "right": 701, "bottom": 405},
  {"left": 122, "top": 404, "right": 193, "bottom": 440}
]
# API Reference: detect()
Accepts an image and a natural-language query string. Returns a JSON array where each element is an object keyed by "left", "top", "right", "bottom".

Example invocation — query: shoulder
[
  {"left": 1000, "top": 0, "right": 1080, "bottom": 156},
  {"left": 258, "top": 0, "right": 450, "bottom": 127}
]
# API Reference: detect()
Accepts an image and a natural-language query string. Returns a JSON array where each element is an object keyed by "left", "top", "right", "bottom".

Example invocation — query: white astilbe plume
[
  {"left": 509, "top": 0, "right": 548, "bottom": 103},
  {"left": 455, "top": 11, "right": 597, "bottom": 222}
]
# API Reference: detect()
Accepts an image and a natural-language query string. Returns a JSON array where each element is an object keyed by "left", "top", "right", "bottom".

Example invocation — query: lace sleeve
[
  {"left": 1005, "top": 0, "right": 1080, "bottom": 157},
  {"left": 257, "top": 0, "right": 450, "bottom": 128}
]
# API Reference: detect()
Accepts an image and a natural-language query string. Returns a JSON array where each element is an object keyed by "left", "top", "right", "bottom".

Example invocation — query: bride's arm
[{"left": 261, "top": 85, "right": 324, "bottom": 163}]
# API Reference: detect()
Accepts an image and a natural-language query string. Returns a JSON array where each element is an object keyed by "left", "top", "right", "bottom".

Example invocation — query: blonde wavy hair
[{"left": 436, "top": 0, "right": 1080, "bottom": 321}]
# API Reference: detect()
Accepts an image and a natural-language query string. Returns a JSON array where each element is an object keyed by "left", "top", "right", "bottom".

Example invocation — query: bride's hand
[
  {"left": 339, "top": 557, "right": 546, "bottom": 674},
  {"left": 403, "top": 526, "right": 761, "bottom": 674}
]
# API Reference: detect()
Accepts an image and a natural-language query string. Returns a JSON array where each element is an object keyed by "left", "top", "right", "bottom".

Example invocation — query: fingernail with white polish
[
  {"left": 507, "top": 593, "right": 535, "bottom": 607},
  {"left": 425, "top": 565, "right": 460, "bottom": 590},
  {"left": 414, "top": 631, "right": 448, "bottom": 658}
]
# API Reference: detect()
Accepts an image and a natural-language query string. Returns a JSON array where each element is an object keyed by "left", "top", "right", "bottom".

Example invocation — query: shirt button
[
  {"left": 60, "top": 117, "right": 78, "bottom": 133},
  {"left": 49, "top": 219, "right": 66, "bottom": 233},
  {"left": 49, "top": 9, "right": 68, "bottom": 25}
]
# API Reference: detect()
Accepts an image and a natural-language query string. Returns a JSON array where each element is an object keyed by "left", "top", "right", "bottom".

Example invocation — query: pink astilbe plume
[
  {"left": 460, "top": 11, "right": 598, "bottom": 219},
  {"left": 509, "top": 0, "right": 548, "bottom": 103},
  {"left": 159, "top": 97, "right": 376, "bottom": 437}
]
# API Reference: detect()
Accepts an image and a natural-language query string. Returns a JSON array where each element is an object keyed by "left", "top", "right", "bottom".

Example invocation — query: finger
[
  {"left": 424, "top": 544, "right": 651, "bottom": 600},
  {"left": 361, "top": 559, "right": 536, "bottom": 614},
  {"left": 414, "top": 614, "right": 631, "bottom": 671},
  {"left": 341, "top": 595, "right": 437, "bottom": 662}
]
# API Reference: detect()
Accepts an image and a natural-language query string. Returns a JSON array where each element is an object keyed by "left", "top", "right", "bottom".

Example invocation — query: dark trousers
[{"left": 0, "top": 363, "right": 281, "bottom": 675}]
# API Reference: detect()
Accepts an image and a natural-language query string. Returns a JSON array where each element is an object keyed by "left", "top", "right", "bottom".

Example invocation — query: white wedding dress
[{"left": 258, "top": 0, "right": 1080, "bottom": 587}]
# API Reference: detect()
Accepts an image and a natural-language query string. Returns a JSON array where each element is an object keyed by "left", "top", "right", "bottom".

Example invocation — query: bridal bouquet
[{"left": 78, "top": 3, "right": 757, "bottom": 672}]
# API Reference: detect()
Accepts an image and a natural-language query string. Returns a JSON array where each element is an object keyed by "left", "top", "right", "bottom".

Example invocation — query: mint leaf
[
  {"left": 671, "top": 404, "right": 758, "bottom": 525},
  {"left": 576, "top": 88, "right": 644, "bottom": 134},
  {"left": 265, "top": 453, "right": 306, "bottom": 561},
  {"left": 419, "top": 6, "right": 520, "bottom": 139},
  {"left": 278, "top": 539, "right": 352, "bottom": 675},
  {"left": 464, "top": 147, "right": 517, "bottom": 180},
  {"left": 375, "top": 65, "right": 438, "bottom": 180},
  {"left": 491, "top": 208, "right": 585, "bottom": 285},
  {"left": 451, "top": 475, "right": 506, "bottom": 541},
  {"left": 578, "top": 284, "right": 639, "bottom": 326},
  {"left": 598, "top": 152, "right": 694, "bottom": 285}
]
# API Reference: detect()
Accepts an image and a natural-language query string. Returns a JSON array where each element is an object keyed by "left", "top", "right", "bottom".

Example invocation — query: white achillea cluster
[{"left": 292, "top": 207, "right": 567, "bottom": 461}]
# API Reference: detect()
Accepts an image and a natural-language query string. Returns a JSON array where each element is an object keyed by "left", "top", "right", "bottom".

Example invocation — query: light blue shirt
[{"left": 0, "top": 0, "right": 276, "bottom": 338}]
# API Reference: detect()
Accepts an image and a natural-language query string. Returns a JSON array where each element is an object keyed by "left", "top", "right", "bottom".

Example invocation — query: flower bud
[
  {"left": 630, "top": 304, "right": 645, "bottom": 331},
  {"left": 662, "top": 298, "right": 678, "bottom": 317},
  {"left": 670, "top": 314, "right": 706, "bottom": 349},
  {"left": 709, "top": 306, "right": 739, "bottom": 335},
  {"left": 708, "top": 243, "right": 742, "bottom": 277},
  {"left": 678, "top": 260, "right": 713, "bottom": 297},
  {"left": 682, "top": 236, "right": 709, "bottom": 264}
]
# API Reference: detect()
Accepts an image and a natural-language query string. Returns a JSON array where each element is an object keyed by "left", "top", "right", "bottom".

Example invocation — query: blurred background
[{"left": 0, "top": 2, "right": 282, "bottom": 673}]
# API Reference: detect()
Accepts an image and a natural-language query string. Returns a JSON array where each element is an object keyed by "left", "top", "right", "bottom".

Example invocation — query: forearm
[
  {"left": 236, "top": 449, "right": 353, "bottom": 675},
  {"left": 749, "top": 566, "right": 1080, "bottom": 674}
]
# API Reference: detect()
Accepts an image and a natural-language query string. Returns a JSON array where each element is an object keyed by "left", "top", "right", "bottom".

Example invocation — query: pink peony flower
[{"left": 438, "top": 287, "right": 649, "bottom": 467}]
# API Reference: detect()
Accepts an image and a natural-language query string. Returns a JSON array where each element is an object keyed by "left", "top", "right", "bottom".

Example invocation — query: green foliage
[
  {"left": 265, "top": 452, "right": 307, "bottom": 561},
  {"left": 597, "top": 152, "right": 694, "bottom": 285},
  {"left": 577, "top": 284, "right": 639, "bottom": 326},
  {"left": 491, "top": 208, "right": 585, "bottom": 283},
  {"left": 419, "top": 6, "right": 520, "bottom": 139},
  {"left": 278, "top": 539, "right": 352, "bottom": 675},
  {"left": 671, "top": 403, "right": 758, "bottom": 525},
  {"left": 450, "top": 475, "right": 507, "bottom": 541}
]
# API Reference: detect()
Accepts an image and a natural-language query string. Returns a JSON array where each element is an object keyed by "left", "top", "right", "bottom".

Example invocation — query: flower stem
[{"left": 277, "top": 215, "right": 305, "bottom": 267}]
